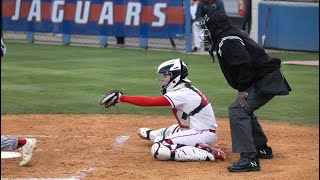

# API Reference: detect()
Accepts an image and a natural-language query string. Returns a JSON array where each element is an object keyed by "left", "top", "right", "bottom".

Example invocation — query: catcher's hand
[{"left": 99, "top": 90, "right": 123, "bottom": 108}]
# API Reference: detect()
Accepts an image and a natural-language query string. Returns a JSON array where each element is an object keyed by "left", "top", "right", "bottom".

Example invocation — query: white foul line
[{"left": 1, "top": 178, "right": 78, "bottom": 180}]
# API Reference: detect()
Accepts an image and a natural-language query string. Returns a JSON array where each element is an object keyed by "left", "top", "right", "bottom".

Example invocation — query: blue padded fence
[{"left": 258, "top": 1, "right": 319, "bottom": 51}]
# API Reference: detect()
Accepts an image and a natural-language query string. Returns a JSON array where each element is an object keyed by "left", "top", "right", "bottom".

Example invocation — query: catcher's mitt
[{"left": 99, "top": 89, "right": 123, "bottom": 108}]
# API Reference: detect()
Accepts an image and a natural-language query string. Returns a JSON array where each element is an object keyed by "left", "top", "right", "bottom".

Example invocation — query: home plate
[{"left": 1, "top": 151, "right": 22, "bottom": 158}]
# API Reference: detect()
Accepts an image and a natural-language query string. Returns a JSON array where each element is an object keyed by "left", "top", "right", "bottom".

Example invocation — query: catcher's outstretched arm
[{"left": 120, "top": 95, "right": 171, "bottom": 106}]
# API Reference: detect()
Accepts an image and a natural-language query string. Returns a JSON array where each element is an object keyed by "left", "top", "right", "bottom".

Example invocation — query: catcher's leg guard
[
  {"left": 150, "top": 142, "right": 215, "bottom": 161},
  {"left": 151, "top": 142, "right": 173, "bottom": 160},
  {"left": 174, "top": 146, "right": 215, "bottom": 161}
]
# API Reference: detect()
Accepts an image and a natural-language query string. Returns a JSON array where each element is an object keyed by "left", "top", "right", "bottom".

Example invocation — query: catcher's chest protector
[{"left": 181, "top": 84, "right": 209, "bottom": 120}]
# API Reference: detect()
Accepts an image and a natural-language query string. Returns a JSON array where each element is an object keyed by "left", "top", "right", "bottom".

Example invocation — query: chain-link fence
[{"left": 2, "top": 31, "right": 187, "bottom": 51}]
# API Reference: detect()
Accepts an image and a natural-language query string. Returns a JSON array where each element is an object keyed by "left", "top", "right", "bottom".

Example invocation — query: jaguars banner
[{"left": 1, "top": 0, "right": 184, "bottom": 38}]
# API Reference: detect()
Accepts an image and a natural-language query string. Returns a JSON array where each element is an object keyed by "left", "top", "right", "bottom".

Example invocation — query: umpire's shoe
[
  {"left": 256, "top": 146, "right": 273, "bottom": 159},
  {"left": 228, "top": 156, "right": 260, "bottom": 172}
]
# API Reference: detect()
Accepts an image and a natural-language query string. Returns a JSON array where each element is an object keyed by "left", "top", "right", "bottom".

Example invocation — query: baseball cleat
[
  {"left": 228, "top": 157, "right": 260, "bottom": 172},
  {"left": 211, "top": 147, "right": 227, "bottom": 161},
  {"left": 19, "top": 138, "right": 37, "bottom": 166},
  {"left": 137, "top": 128, "right": 151, "bottom": 140},
  {"left": 256, "top": 146, "right": 273, "bottom": 159},
  {"left": 196, "top": 143, "right": 226, "bottom": 161}
]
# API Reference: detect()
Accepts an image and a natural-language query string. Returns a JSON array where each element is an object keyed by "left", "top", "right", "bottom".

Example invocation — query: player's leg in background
[
  {"left": 1, "top": 136, "right": 38, "bottom": 166},
  {"left": 192, "top": 22, "right": 201, "bottom": 51},
  {"left": 19, "top": 138, "right": 37, "bottom": 166},
  {"left": 1, "top": 136, "right": 18, "bottom": 151}
]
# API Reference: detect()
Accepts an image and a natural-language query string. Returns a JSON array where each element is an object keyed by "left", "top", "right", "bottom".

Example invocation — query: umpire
[{"left": 199, "top": 11, "right": 292, "bottom": 172}]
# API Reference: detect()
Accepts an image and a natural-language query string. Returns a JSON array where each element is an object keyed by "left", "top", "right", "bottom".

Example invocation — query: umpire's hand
[{"left": 237, "top": 91, "right": 249, "bottom": 108}]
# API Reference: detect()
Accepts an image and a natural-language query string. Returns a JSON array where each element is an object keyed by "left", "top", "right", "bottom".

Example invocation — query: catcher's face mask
[
  {"left": 198, "top": 15, "right": 213, "bottom": 46},
  {"left": 198, "top": 11, "right": 231, "bottom": 63},
  {"left": 156, "top": 73, "right": 171, "bottom": 87}
]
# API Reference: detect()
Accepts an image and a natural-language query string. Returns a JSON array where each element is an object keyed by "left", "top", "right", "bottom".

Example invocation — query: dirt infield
[{"left": 1, "top": 114, "right": 319, "bottom": 180}]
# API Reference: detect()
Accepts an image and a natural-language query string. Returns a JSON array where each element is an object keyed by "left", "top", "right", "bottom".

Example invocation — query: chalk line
[
  {"left": 3, "top": 135, "right": 99, "bottom": 138},
  {"left": 1, "top": 135, "right": 130, "bottom": 180},
  {"left": 1, "top": 151, "right": 22, "bottom": 158},
  {"left": 0, "top": 165, "right": 94, "bottom": 180}
]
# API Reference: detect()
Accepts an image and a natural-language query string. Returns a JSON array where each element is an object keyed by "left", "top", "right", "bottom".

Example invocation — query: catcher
[{"left": 100, "top": 58, "right": 226, "bottom": 162}]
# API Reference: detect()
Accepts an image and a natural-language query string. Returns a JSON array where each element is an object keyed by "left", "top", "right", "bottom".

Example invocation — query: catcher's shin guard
[
  {"left": 174, "top": 146, "right": 215, "bottom": 161},
  {"left": 151, "top": 142, "right": 173, "bottom": 160},
  {"left": 151, "top": 143, "right": 215, "bottom": 161}
]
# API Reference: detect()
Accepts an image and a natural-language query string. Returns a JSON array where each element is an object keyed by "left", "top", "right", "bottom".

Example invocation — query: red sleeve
[{"left": 119, "top": 95, "right": 171, "bottom": 106}]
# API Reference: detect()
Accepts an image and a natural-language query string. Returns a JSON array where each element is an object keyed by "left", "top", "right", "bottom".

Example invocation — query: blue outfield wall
[
  {"left": 258, "top": 1, "right": 319, "bottom": 52},
  {"left": 1, "top": 0, "right": 192, "bottom": 52}
]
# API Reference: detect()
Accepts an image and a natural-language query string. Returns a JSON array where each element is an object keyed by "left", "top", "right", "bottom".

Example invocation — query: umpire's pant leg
[
  {"left": 229, "top": 102, "right": 256, "bottom": 153},
  {"left": 248, "top": 92, "right": 275, "bottom": 147},
  {"left": 251, "top": 114, "right": 268, "bottom": 147},
  {"left": 229, "top": 88, "right": 275, "bottom": 153}
]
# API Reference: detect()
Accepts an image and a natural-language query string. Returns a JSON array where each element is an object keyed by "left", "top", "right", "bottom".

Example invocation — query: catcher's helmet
[
  {"left": 199, "top": 10, "right": 231, "bottom": 45},
  {"left": 157, "top": 58, "right": 190, "bottom": 95}
]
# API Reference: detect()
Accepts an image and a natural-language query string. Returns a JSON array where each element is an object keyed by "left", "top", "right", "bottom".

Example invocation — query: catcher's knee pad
[
  {"left": 151, "top": 142, "right": 173, "bottom": 160},
  {"left": 174, "top": 146, "right": 215, "bottom": 162}
]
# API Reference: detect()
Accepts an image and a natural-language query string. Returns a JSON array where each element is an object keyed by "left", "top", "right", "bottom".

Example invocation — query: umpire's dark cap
[{"left": 206, "top": 11, "right": 231, "bottom": 28}]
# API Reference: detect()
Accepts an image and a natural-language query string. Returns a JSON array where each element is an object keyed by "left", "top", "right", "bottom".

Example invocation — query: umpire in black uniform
[{"left": 198, "top": 10, "right": 292, "bottom": 172}]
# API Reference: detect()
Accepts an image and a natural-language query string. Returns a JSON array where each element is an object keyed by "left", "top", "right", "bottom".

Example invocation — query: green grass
[{"left": 1, "top": 42, "right": 319, "bottom": 125}]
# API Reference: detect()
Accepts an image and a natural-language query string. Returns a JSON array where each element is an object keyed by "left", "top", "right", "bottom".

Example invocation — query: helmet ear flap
[{"left": 180, "top": 62, "right": 188, "bottom": 80}]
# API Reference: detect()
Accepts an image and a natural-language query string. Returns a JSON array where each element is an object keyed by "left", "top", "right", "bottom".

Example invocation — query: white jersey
[
  {"left": 1, "top": 39, "right": 7, "bottom": 56},
  {"left": 163, "top": 83, "right": 217, "bottom": 131},
  {"left": 190, "top": 1, "right": 198, "bottom": 21}
]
